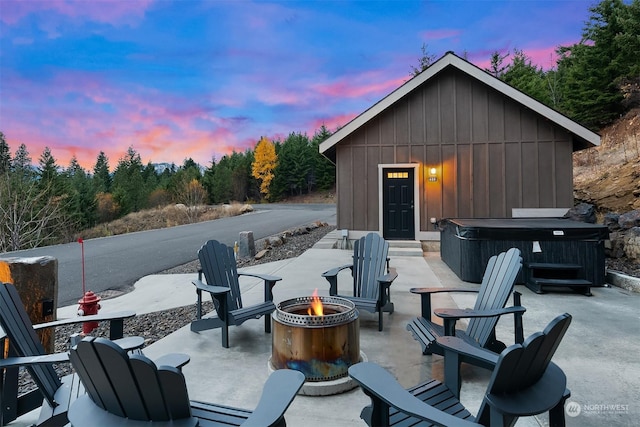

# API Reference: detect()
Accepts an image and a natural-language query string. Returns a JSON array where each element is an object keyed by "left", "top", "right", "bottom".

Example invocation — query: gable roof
[{"left": 320, "top": 52, "right": 600, "bottom": 162}]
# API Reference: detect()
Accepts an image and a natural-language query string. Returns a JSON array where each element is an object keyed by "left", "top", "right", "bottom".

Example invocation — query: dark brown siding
[{"left": 335, "top": 66, "right": 575, "bottom": 233}]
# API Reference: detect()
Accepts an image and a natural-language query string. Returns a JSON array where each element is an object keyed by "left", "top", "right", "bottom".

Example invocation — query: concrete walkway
[{"left": 12, "top": 241, "right": 640, "bottom": 426}]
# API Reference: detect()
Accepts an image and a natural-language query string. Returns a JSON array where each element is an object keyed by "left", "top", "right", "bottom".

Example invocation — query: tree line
[{"left": 0, "top": 127, "right": 335, "bottom": 252}]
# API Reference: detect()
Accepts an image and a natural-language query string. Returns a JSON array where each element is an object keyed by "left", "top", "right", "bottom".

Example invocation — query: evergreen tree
[
  {"left": 64, "top": 156, "right": 97, "bottom": 232},
  {"left": 486, "top": 51, "right": 510, "bottom": 78},
  {"left": 38, "top": 147, "right": 63, "bottom": 195},
  {"left": 501, "top": 49, "right": 550, "bottom": 105},
  {"left": 556, "top": 0, "right": 639, "bottom": 128},
  {"left": 311, "top": 125, "right": 336, "bottom": 191},
  {"left": 111, "top": 146, "right": 146, "bottom": 214},
  {"left": 211, "top": 155, "right": 234, "bottom": 203},
  {"left": 11, "top": 143, "right": 33, "bottom": 179},
  {"left": 93, "top": 151, "right": 112, "bottom": 193},
  {"left": 0, "top": 132, "right": 10, "bottom": 174}
]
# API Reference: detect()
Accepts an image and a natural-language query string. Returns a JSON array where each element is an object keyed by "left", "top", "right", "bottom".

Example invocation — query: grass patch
[{"left": 79, "top": 203, "right": 253, "bottom": 239}]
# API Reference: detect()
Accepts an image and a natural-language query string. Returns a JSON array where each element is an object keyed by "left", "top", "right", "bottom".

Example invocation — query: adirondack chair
[
  {"left": 321, "top": 233, "right": 398, "bottom": 331},
  {"left": 406, "top": 247, "right": 525, "bottom": 359},
  {"left": 349, "top": 313, "right": 573, "bottom": 427},
  {"left": 67, "top": 336, "right": 305, "bottom": 427},
  {"left": 0, "top": 281, "right": 151, "bottom": 427},
  {"left": 191, "top": 239, "right": 282, "bottom": 348}
]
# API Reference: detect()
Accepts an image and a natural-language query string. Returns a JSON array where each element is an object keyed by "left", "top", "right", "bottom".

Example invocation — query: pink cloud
[{"left": 313, "top": 71, "right": 405, "bottom": 100}]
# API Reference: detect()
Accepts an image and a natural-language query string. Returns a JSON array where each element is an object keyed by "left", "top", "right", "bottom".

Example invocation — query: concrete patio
[{"left": 13, "top": 233, "right": 640, "bottom": 426}]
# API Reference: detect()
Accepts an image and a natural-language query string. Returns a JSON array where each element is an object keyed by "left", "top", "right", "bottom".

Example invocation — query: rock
[
  {"left": 605, "top": 231, "right": 626, "bottom": 258},
  {"left": 623, "top": 227, "right": 640, "bottom": 262},
  {"left": 270, "top": 236, "right": 284, "bottom": 247},
  {"left": 604, "top": 212, "right": 621, "bottom": 231},
  {"left": 254, "top": 249, "right": 269, "bottom": 260},
  {"left": 565, "top": 203, "right": 596, "bottom": 223},
  {"left": 619, "top": 210, "right": 640, "bottom": 230}
]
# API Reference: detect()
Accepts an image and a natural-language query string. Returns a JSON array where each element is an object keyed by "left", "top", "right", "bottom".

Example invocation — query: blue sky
[{"left": 0, "top": 0, "right": 593, "bottom": 170}]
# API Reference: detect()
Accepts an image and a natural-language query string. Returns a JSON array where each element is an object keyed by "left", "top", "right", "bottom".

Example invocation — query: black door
[{"left": 383, "top": 168, "right": 415, "bottom": 240}]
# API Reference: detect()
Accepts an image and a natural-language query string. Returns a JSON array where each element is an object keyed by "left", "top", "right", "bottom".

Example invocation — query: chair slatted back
[
  {"left": 0, "top": 282, "right": 61, "bottom": 407},
  {"left": 490, "top": 313, "right": 571, "bottom": 394},
  {"left": 69, "top": 337, "right": 193, "bottom": 422},
  {"left": 476, "top": 313, "right": 572, "bottom": 424},
  {"left": 466, "top": 248, "right": 522, "bottom": 346},
  {"left": 352, "top": 233, "right": 389, "bottom": 300},
  {"left": 198, "top": 240, "right": 242, "bottom": 310}
]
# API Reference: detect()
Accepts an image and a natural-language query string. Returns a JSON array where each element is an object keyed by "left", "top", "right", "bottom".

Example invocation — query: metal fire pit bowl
[{"left": 271, "top": 296, "right": 360, "bottom": 382}]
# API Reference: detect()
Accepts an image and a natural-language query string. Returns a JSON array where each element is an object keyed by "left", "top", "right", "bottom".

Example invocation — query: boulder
[
  {"left": 604, "top": 212, "right": 621, "bottom": 231},
  {"left": 619, "top": 210, "right": 640, "bottom": 230},
  {"left": 565, "top": 203, "right": 596, "bottom": 223},
  {"left": 623, "top": 227, "right": 640, "bottom": 262}
]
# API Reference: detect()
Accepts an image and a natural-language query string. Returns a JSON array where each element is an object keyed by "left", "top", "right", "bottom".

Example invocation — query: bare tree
[
  {"left": 0, "top": 173, "right": 69, "bottom": 252},
  {"left": 172, "top": 176, "right": 207, "bottom": 223}
]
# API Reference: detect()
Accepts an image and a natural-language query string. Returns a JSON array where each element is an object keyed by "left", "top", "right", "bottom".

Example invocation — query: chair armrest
[
  {"left": 154, "top": 353, "right": 190, "bottom": 370},
  {"left": 348, "top": 362, "right": 481, "bottom": 427},
  {"left": 241, "top": 369, "right": 305, "bottom": 427},
  {"left": 410, "top": 287, "right": 480, "bottom": 320},
  {"left": 436, "top": 335, "right": 501, "bottom": 398},
  {"left": 377, "top": 268, "right": 398, "bottom": 285},
  {"left": 437, "top": 336, "right": 500, "bottom": 367},
  {"left": 410, "top": 287, "right": 479, "bottom": 295},
  {"left": 0, "top": 352, "right": 70, "bottom": 369},
  {"left": 192, "top": 279, "right": 230, "bottom": 296},
  {"left": 33, "top": 310, "right": 136, "bottom": 331},
  {"left": 237, "top": 271, "right": 282, "bottom": 283},
  {"left": 435, "top": 306, "right": 526, "bottom": 320},
  {"left": 321, "top": 263, "right": 352, "bottom": 278},
  {"left": 435, "top": 306, "right": 526, "bottom": 337},
  {"left": 238, "top": 272, "right": 282, "bottom": 302},
  {"left": 321, "top": 264, "right": 353, "bottom": 295},
  {"left": 35, "top": 310, "right": 137, "bottom": 341}
]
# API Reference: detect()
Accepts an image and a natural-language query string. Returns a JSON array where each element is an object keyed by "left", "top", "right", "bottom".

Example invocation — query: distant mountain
[{"left": 153, "top": 162, "right": 175, "bottom": 174}]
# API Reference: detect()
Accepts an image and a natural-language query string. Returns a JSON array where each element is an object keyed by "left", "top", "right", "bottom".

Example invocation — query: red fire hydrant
[{"left": 78, "top": 291, "right": 101, "bottom": 334}]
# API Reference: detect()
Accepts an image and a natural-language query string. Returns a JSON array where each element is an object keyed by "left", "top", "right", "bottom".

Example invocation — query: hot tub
[{"left": 440, "top": 218, "right": 609, "bottom": 285}]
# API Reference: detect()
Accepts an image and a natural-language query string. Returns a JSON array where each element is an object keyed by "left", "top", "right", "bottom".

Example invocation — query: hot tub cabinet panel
[{"left": 440, "top": 218, "right": 609, "bottom": 286}]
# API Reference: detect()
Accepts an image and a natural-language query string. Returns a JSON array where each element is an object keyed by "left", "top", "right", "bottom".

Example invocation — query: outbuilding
[{"left": 319, "top": 52, "right": 600, "bottom": 242}]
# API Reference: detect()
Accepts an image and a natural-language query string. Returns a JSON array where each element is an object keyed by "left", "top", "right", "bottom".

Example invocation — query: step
[
  {"left": 388, "top": 240, "right": 423, "bottom": 249},
  {"left": 530, "top": 278, "right": 592, "bottom": 287},
  {"left": 388, "top": 247, "right": 424, "bottom": 257},
  {"left": 526, "top": 262, "right": 583, "bottom": 271},
  {"left": 526, "top": 277, "right": 593, "bottom": 296}
]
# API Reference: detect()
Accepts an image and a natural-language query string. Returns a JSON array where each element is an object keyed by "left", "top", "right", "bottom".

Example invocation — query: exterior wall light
[{"left": 428, "top": 167, "right": 438, "bottom": 182}]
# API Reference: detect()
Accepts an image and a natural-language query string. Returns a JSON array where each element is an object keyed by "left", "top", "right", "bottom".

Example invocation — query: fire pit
[{"left": 270, "top": 294, "right": 364, "bottom": 395}]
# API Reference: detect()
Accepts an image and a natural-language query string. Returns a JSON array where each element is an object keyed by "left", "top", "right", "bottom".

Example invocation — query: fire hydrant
[{"left": 78, "top": 291, "right": 101, "bottom": 334}]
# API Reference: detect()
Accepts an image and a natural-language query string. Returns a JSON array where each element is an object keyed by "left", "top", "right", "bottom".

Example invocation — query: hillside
[{"left": 574, "top": 108, "right": 640, "bottom": 215}]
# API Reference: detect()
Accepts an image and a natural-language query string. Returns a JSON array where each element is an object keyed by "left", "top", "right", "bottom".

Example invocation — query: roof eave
[{"left": 319, "top": 52, "right": 600, "bottom": 155}]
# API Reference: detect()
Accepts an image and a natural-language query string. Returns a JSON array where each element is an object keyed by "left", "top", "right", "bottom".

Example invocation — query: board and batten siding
[{"left": 335, "top": 67, "right": 574, "bottom": 233}]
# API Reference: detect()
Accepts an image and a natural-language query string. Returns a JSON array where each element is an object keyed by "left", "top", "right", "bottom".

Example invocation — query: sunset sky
[{"left": 1, "top": 0, "right": 593, "bottom": 170}]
